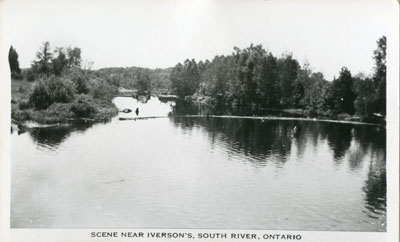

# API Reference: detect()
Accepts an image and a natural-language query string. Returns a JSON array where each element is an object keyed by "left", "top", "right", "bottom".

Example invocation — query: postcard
[{"left": 0, "top": 0, "right": 398, "bottom": 241}]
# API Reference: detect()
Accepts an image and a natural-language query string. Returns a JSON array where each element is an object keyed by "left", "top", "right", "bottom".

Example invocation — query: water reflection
[
  {"left": 325, "top": 124, "right": 353, "bottom": 162},
  {"left": 29, "top": 122, "right": 96, "bottom": 150},
  {"left": 172, "top": 117, "right": 295, "bottom": 165},
  {"left": 11, "top": 97, "right": 386, "bottom": 231},
  {"left": 171, "top": 99, "right": 304, "bottom": 117},
  {"left": 171, "top": 116, "right": 386, "bottom": 221}
]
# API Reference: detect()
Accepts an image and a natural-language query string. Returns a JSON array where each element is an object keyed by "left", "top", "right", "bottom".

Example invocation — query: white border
[{"left": 0, "top": 1, "right": 398, "bottom": 242}]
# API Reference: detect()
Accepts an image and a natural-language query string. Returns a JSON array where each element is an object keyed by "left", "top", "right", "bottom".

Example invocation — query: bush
[
  {"left": 29, "top": 76, "right": 76, "bottom": 109},
  {"left": 67, "top": 69, "right": 90, "bottom": 94},
  {"left": 23, "top": 69, "right": 36, "bottom": 82},
  {"left": 70, "top": 95, "right": 96, "bottom": 118},
  {"left": 18, "top": 99, "right": 31, "bottom": 110},
  {"left": 90, "top": 79, "right": 118, "bottom": 101},
  {"left": 11, "top": 72, "right": 23, "bottom": 80}
]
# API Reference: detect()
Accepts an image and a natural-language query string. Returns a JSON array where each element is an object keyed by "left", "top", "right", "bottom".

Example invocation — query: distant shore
[{"left": 118, "top": 114, "right": 383, "bottom": 126}]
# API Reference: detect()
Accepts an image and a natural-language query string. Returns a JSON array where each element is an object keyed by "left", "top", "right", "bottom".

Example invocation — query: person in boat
[
  {"left": 293, "top": 125, "right": 300, "bottom": 135},
  {"left": 135, "top": 107, "right": 139, "bottom": 116}
]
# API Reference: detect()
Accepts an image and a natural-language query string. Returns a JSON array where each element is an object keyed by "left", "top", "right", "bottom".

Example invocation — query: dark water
[{"left": 11, "top": 97, "right": 386, "bottom": 231}]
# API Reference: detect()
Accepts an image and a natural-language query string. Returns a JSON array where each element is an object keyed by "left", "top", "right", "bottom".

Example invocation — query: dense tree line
[
  {"left": 170, "top": 36, "right": 386, "bottom": 120},
  {"left": 10, "top": 36, "right": 386, "bottom": 121},
  {"left": 94, "top": 67, "right": 171, "bottom": 94}
]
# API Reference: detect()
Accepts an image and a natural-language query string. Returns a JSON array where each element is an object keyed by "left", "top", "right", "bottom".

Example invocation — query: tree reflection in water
[
  {"left": 172, "top": 117, "right": 294, "bottom": 166},
  {"left": 171, "top": 116, "right": 386, "bottom": 220},
  {"left": 23, "top": 104, "right": 386, "bottom": 226},
  {"left": 29, "top": 122, "right": 96, "bottom": 150}
]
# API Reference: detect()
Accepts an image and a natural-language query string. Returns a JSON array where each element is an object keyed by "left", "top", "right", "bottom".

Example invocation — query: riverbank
[
  {"left": 118, "top": 114, "right": 383, "bottom": 126},
  {"left": 12, "top": 100, "right": 118, "bottom": 124},
  {"left": 186, "top": 96, "right": 385, "bottom": 125},
  {"left": 11, "top": 79, "right": 119, "bottom": 126}
]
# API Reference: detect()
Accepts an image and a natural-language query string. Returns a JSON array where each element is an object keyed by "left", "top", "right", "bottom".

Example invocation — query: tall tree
[
  {"left": 8, "top": 46, "right": 22, "bottom": 79},
  {"left": 137, "top": 70, "right": 151, "bottom": 95},
  {"left": 52, "top": 47, "right": 68, "bottom": 76},
  {"left": 277, "top": 54, "right": 300, "bottom": 107},
  {"left": 170, "top": 59, "right": 200, "bottom": 98},
  {"left": 373, "top": 36, "right": 386, "bottom": 115},
  {"left": 67, "top": 47, "right": 82, "bottom": 68},
  {"left": 353, "top": 74, "right": 376, "bottom": 118},
  {"left": 32, "top": 41, "right": 53, "bottom": 76},
  {"left": 331, "top": 67, "right": 355, "bottom": 115},
  {"left": 257, "top": 53, "right": 280, "bottom": 107}
]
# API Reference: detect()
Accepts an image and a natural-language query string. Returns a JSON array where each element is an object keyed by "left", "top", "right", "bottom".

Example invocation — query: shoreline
[{"left": 118, "top": 114, "right": 383, "bottom": 126}]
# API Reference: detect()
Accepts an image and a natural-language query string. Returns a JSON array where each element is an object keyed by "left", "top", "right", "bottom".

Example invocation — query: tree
[
  {"left": 301, "top": 72, "right": 332, "bottom": 117},
  {"left": 68, "top": 69, "right": 89, "bottom": 94},
  {"left": 331, "top": 67, "right": 355, "bottom": 115},
  {"left": 32, "top": 41, "right": 53, "bottom": 76},
  {"left": 67, "top": 47, "right": 82, "bottom": 68},
  {"left": 8, "top": 46, "right": 22, "bottom": 79},
  {"left": 170, "top": 59, "right": 200, "bottom": 98},
  {"left": 52, "top": 47, "right": 68, "bottom": 76},
  {"left": 353, "top": 75, "right": 376, "bottom": 118},
  {"left": 277, "top": 54, "right": 300, "bottom": 107},
  {"left": 137, "top": 71, "right": 151, "bottom": 95},
  {"left": 256, "top": 53, "right": 280, "bottom": 107},
  {"left": 373, "top": 36, "right": 386, "bottom": 115}
]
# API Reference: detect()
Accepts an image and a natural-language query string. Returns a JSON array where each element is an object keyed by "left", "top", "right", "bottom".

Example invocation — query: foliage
[
  {"left": 70, "top": 94, "right": 96, "bottom": 117},
  {"left": 52, "top": 47, "right": 69, "bottom": 76},
  {"left": 8, "top": 46, "right": 22, "bottom": 79},
  {"left": 66, "top": 68, "right": 90, "bottom": 94},
  {"left": 30, "top": 42, "right": 82, "bottom": 78},
  {"left": 29, "top": 76, "right": 76, "bottom": 109},
  {"left": 331, "top": 67, "right": 356, "bottom": 115},
  {"left": 170, "top": 59, "right": 200, "bottom": 98},
  {"left": 93, "top": 66, "right": 171, "bottom": 94},
  {"left": 12, "top": 36, "right": 387, "bottom": 124},
  {"left": 137, "top": 70, "right": 151, "bottom": 95},
  {"left": 168, "top": 37, "right": 385, "bottom": 120},
  {"left": 277, "top": 54, "right": 300, "bottom": 106},
  {"left": 66, "top": 47, "right": 82, "bottom": 68},
  {"left": 353, "top": 76, "right": 376, "bottom": 118},
  {"left": 23, "top": 68, "right": 36, "bottom": 82},
  {"left": 373, "top": 36, "right": 386, "bottom": 115},
  {"left": 32, "top": 41, "right": 53, "bottom": 76},
  {"left": 300, "top": 72, "right": 332, "bottom": 117},
  {"left": 90, "top": 79, "right": 119, "bottom": 101}
]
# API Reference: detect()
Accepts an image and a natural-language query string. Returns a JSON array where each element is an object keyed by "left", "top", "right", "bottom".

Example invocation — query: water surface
[{"left": 11, "top": 97, "right": 386, "bottom": 231}]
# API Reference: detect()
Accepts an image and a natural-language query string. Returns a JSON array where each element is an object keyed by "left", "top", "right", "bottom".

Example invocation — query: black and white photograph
[{"left": 0, "top": 0, "right": 399, "bottom": 241}]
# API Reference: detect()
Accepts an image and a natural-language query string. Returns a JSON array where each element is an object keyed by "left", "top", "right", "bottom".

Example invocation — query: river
[{"left": 11, "top": 97, "right": 386, "bottom": 231}]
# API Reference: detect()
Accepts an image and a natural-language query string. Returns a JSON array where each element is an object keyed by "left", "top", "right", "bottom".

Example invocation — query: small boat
[{"left": 121, "top": 109, "right": 132, "bottom": 113}]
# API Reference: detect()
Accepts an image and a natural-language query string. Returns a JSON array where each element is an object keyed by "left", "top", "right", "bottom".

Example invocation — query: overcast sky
[{"left": 2, "top": 0, "right": 393, "bottom": 80}]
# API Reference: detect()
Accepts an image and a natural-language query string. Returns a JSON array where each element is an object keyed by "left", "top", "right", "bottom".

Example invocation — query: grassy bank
[{"left": 11, "top": 79, "right": 118, "bottom": 125}]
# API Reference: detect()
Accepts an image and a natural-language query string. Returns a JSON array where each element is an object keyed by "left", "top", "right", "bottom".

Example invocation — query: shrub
[
  {"left": 11, "top": 72, "right": 23, "bottom": 80},
  {"left": 67, "top": 69, "right": 90, "bottom": 94},
  {"left": 90, "top": 79, "right": 118, "bottom": 101},
  {"left": 23, "top": 69, "right": 36, "bottom": 82},
  {"left": 29, "top": 76, "right": 76, "bottom": 109},
  {"left": 18, "top": 99, "right": 31, "bottom": 110},
  {"left": 70, "top": 94, "right": 96, "bottom": 118},
  {"left": 73, "top": 75, "right": 89, "bottom": 94}
]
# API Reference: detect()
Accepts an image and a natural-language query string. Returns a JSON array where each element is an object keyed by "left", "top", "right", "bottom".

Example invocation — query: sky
[{"left": 1, "top": 0, "right": 394, "bottom": 81}]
